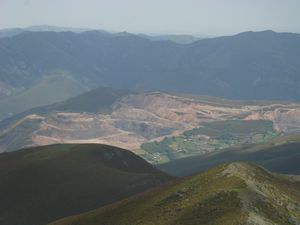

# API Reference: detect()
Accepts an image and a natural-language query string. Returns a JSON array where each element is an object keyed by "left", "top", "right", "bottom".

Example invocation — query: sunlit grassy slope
[
  {"left": 49, "top": 162, "right": 300, "bottom": 225},
  {"left": 0, "top": 144, "right": 171, "bottom": 225}
]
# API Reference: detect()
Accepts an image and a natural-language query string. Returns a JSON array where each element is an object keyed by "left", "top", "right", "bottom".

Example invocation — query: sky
[{"left": 0, "top": 0, "right": 300, "bottom": 36}]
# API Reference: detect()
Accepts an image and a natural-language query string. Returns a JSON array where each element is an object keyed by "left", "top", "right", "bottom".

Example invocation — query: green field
[{"left": 141, "top": 120, "right": 281, "bottom": 164}]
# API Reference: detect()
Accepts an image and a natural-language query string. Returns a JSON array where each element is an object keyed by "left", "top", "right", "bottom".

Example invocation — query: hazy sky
[{"left": 1, "top": 0, "right": 300, "bottom": 36}]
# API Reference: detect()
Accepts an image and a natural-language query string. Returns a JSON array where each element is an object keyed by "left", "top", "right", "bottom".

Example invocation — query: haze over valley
[
  {"left": 1, "top": 1, "right": 300, "bottom": 224},
  {"left": 1, "top": 29, "right": 300, "bottom": 122}
]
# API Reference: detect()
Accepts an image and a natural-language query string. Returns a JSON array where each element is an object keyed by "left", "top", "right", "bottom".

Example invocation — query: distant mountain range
[
  {"left": 0, "top": 25, "right": 200, "bottom": 43},
  {"left": 0, "top": 25, "right": 94, "bottom": 38},
  {"left": 138, "top": 33, "right": 201, "bottom": 44},
  {"left": 0, "top": 29, "right": 299, "bottom": 114}
]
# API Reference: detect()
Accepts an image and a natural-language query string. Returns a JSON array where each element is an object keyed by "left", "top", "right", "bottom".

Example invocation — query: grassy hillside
[
  {"left": 158, "top": 137, "right": 300, "bottom": 176},
  {"left": 0, "top": 144, "right": 171, "bottom": 225},
  {"left": 0, "top": 74, "right": 87, "bottom": 121},
  {"left": 49, "top": 162, "right": 300, "bottom": 225}
]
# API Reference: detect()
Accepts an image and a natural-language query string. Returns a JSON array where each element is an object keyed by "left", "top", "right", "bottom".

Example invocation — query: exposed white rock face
[{"left": 1, "top": 92, "right": 300, "bottom": 153}]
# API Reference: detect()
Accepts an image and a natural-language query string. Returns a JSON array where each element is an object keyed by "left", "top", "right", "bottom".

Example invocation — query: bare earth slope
[{"left": 1, "top": 91, "right": 300, "bottom": 155}]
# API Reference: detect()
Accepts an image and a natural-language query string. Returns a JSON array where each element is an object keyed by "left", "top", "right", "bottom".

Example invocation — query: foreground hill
[
  {"left": 158, "top": 138, "right": 300, "bottom": 176},
  {"left": 49, "top": 162, "right": 300, "bottom": 225},
  {"left": 0, "top": 144, "right": 171, "bottom": 225},
  {"left": 1, "top": 30, "right": 300, "bottom": 107}
]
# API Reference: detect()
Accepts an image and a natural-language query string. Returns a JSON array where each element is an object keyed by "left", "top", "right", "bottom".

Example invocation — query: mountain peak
[
  {"left": 234, "top": 30, "right": 277, "bottom": 37},
  {"left": 114, "top": 31, "right": 134, "bottom": 37},
  {"left": 222, "top": 161, "right": 261, "bottom": 176}
]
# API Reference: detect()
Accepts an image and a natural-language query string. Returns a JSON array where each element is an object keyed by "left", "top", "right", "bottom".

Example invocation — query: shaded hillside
[
  {"left": 40, "top": 86, "right": 133, "bottom": 114},
  {"left": 0, "top": 86, "right": 133, "bottom": 128},
  {"left": 158, "top": 139, "right": 300, "bottom": 176},
  {"left": 49, "top": 162, "right": 300, "bottom": 225},
  {"left": 0, "top": 144, "right": 171, "bottom": 225},
  {"left": 0, "top": 74, "right": 88, "bottom": 120},
  {"left": 1, "top": 30, "right": 300, "bottom": 103}
]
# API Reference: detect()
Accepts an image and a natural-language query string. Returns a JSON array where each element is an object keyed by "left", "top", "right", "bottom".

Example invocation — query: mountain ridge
[
  {"left": 48, "top": 162, "right": 300, "bottom": 225},
  {"left": 1, "top": 29, "right": 300, "bottom": 104}
]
